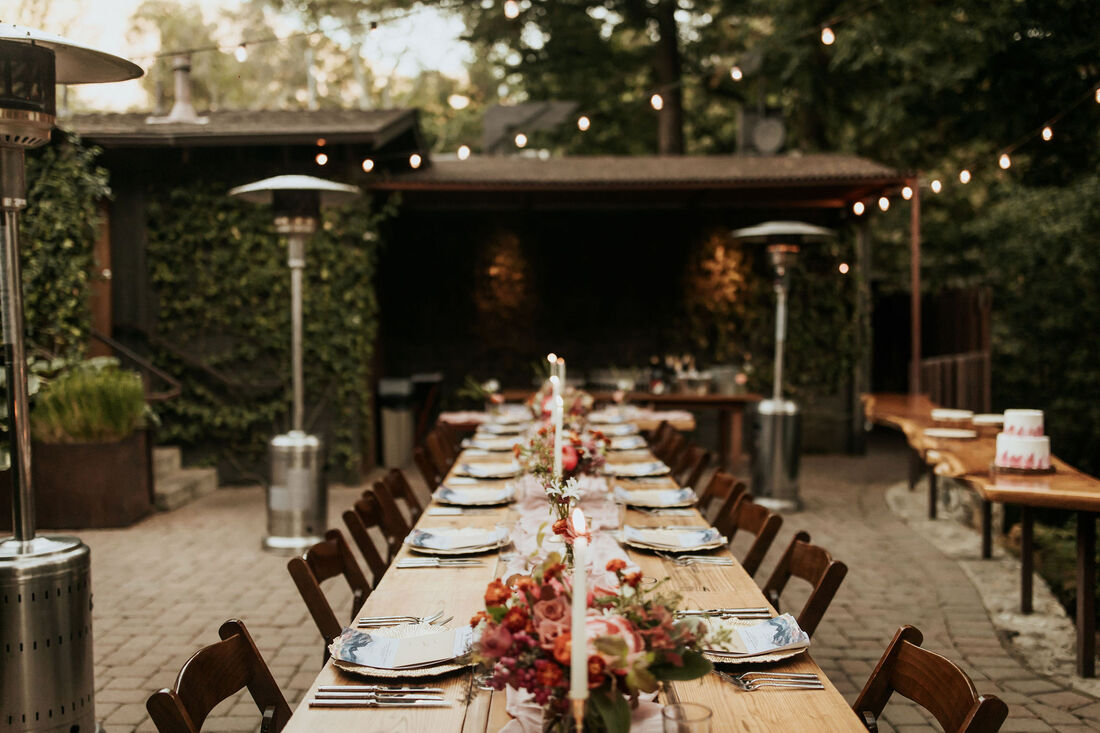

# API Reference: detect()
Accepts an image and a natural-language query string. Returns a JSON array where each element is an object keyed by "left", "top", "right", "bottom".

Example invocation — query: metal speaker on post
[
  {"left": 0, "top": 23, "right": 142, "bottom": 732},
  {"left": 732, "top": 220, "right": 833, "bottom": 512},
  {"left": 229, "top": 174, "right": 359, "bottom": 553}
]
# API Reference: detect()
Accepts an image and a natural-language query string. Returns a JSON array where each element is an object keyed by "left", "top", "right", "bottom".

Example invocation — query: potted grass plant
[{"left": 1, "top": 358, "right": 155, "bottom": 528}]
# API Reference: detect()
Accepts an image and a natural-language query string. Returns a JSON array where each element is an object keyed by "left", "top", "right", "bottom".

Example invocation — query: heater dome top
[
  {"left": 229, "top": 174, "right": 360, "bottom": 207},
  {"left": 730, "top": 220, "right": 834, "bottom": 243},
  {"left": 0, "top": 22, "right": 143, "bottom": 84}
]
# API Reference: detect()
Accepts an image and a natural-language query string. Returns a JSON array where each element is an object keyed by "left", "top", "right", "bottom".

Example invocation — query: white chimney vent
[{"left": 146, "top": 53, "right": 208, "bottom": 125}]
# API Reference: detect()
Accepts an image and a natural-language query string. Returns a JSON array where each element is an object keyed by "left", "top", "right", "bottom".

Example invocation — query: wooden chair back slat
[
  {"left": 383, "top": 468, "right": 424, "bottom": 524},
  {"left": 341, "top": 495, "right": 391, "bottom": 580},
  {"left": 708, "top": 478, "right": 749, "bottom": 537},
  {"left": 287, "top": 530, "right": 372, "bottom": 655},
  {"left": 425, "top": 429, "right": 455, "bottom": 476},
  {"left": 414, "top": 446, "right": 442, "bottom": 490},
  {"left": 727, "top": 499, "right": 783, "bottom": 578},
  {"left": 854, "top": 626, "right": 1008, "bottom": 733},
  {"left": 147, "top": 619, "right": 291, "bottom": 733},
  {"left": 368, "top": 482, "right": 411, "bottom": 558},
  {"left": 674, "top": 446, "right": 710, "bottom": 488},
  {"left": 761, "top": 531, "right": 847, "bottom": 637},
  {"left": 696, "top": 471, "right": 738, "bottom": 517}
]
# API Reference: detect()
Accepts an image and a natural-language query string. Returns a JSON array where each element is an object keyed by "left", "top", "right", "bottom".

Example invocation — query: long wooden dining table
[{"left": 282, "top": 436, "right": 864, "bottom": 731}]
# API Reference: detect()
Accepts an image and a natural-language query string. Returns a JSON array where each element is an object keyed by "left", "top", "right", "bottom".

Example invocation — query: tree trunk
[{"left": 653, "top": 0, "right": 684, "bottom": 154}]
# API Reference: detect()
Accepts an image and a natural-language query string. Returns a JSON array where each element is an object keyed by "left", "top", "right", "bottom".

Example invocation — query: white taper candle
[
  {"left": 570, "top": 507, "right": 588, "bottom": 704},
  {"left": 551, "top": 376, "right": 563, "bottom": 480}
]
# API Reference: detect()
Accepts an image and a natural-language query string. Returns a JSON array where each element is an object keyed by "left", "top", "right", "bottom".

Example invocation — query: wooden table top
[
  {"left": 283, "top": 447, "right": 864, "bottom": 732},
  {"left": 863, "top": 392, "right": 1100, "bottom": 512},
  {"left": 500, "top": 388, "right": 762, "bottom": 407}
]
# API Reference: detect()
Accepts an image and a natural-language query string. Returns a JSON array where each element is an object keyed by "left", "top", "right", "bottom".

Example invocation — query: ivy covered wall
[{"left": 145, "top": 185, "right": 393, "bottom": 479}]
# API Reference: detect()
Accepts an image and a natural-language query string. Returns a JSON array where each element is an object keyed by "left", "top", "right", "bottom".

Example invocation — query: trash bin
[
  {"left": 751, "top": 399, "right": 802, "bottom": 512},
  {"left": 379, "top": 377, "right": 415, "bottom": 468}
]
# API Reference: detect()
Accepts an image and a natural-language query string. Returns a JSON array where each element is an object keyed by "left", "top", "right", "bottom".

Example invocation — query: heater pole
[
  {"left": 288, "top": 233, "right": 306, "bottom": 433},
  {"left": 0, "top": 144, "right": 34, "bottom": 543},
  {"left": 772, "top": 277, "right": 787, "bottom": 402}
]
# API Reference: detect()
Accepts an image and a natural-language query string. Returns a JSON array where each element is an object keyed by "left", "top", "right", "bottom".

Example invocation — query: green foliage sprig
[{"left": 145, "top": 183, "right": 394, "bottom": 476}]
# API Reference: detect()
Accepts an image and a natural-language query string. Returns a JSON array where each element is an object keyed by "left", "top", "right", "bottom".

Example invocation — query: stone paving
[{"left": 71, "top": 431, "right": 1100, "bottom": 732}]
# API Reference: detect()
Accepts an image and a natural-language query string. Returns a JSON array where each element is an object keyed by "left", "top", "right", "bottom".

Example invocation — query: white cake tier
[
  {"left": 1003, "top": 409, "right": 1044, "bottom": 437},
  {"left": 995, "top": 433, "right": 1051, "bottom": 471}
]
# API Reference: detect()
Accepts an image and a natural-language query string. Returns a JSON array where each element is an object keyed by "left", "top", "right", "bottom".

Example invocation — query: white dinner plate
[
  {"left": 972, "top": 414, "right": 1004, "bottom": 426},
  {"left": 604, "top": 461, "right": 671, "bottom": 478},
  {"left": 931, "top": 408, "right": 974, "bottom": 421},
  {"left": 405, "top": 526, "right": 511, "bottom": 556},
  {"left": 608, "top": 435, "right": 647, "bottom": 451},
  {"left": 455, "top": 462, "right": 521, "bottom": 479},
  {"left": 613, "top": 486, "right": 696, "bottom": 508},
  {"left": 434, "top": 484, "right": 516, "bottom": 506},
  {"left": 619, "top": 525, "right": 726, "bottom": 553},
  {"left": 597, "top": 423, "right": 640, "bottom": 437}
]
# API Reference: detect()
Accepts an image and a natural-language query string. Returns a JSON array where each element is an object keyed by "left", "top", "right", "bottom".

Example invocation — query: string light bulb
[
  {"left": 650, "top": 93, "right": 664, "bottom": 111},
  {"left": 838, "top": 262, "right": 850, "bottom": 274},
  {"left": 314, "top": 152, "right": 328, "bottom": 166},
  {"left": 878, "top": 196, "right": 890, "bottom": 211},
  {"left": 1042, "top": 126, "right": 1053, "bottom": 141},
  {"left": 577, "top": 115, "right": 590, "bottom": 131},
  {"left": 901, "top": 186, "right": 913, "bottom": 201},
  {"left": 930, "top": 179, "right": 942, "bottom": 194},
  {"left": 504, "top": 0, "right": 520, "bottom": 19},
  {"left": 361, "top": 158, "right": 374, "bottom": 172},
  {"left": 1095, "top": 88, "right": 1100, "bottom": 104},
  {"left": 457, "top": 144, "right": 471, "bottom": 160},
  {"left": 409, "top": 153, "right": 423, "bottom": 169},
  {"left": 730, "top": 65, "right": 743, "bottom": 81},
  {"left": 234, "top": 44, "right": 248, "bottom": 63},
  {"left": 999, "top": 153, "right": 1011, "bottom": 170},
  {"left": 821, "top": 27, "right": 836, "bottom": 45},
  {"left": 959, "top": 169, "right": 971, "bottom": 184},
  {"left": 514, "top": 132, "right": 528, "bottom": 148},
  {"left": 852, "top": 201, "right": 865, "bottom": 215}
]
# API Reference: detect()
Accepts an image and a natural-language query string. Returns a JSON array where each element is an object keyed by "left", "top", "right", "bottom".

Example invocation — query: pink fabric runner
[{"left": 499, "top": 686, "right": 664, "bottom": 733}]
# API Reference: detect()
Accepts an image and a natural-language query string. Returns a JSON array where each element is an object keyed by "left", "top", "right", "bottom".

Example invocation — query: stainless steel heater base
[
  {"left": 264, "top": 430, "right": 326, "bottom": 554},
  {"left": 0, "top": 536, "right": 95, "bottom": 732},
  {"left": 751, "top": 399, "right": 803, "bottom": 513}
]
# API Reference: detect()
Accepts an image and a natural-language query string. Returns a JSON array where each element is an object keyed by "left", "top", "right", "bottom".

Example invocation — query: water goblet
[{"left": 661, "top": 702, "right": 712, "bottom": 733}]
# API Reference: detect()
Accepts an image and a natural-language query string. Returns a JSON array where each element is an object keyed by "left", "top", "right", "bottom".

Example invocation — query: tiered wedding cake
[{"left": 994, "top": 409, "right": 1051, "bottom": 471}]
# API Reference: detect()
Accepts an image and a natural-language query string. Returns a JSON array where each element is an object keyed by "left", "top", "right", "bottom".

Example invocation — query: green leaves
[
  {"left": 649, "top": 650, "right": 713, "bottom": 681},
  {"left": 588, "top": 688, "right": 631, "bottom": 733}
]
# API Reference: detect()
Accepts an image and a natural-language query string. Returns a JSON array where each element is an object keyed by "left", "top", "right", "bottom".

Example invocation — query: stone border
[{"left": 885, "top": 477, "right": 1100, "bottom": 698}]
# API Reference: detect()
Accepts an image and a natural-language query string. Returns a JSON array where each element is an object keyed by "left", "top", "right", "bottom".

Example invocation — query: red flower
[
  {"left": 552, "top": 518, "right": 569, "bottom": 537},
  {"left": 470, "top": 610, "right": 489, "bottom": 627},
  {"left": 503, "top": 605, "right": 528, "bottom": 632},
  {"left": 552, "top": 632, "right": 572, "bottom": 664},
  {"left": 606, "top": 558, "right": 627, "bottom": 574},
  {"left": 623, "top": 572, "right": 643, "bottom": 588},
  {"left": 485, "top": 579, "right": 512, "bottom": 606},
  {"left": 536, "top": 659, "right": 564, "bottom": 688},
  {"left": 587, "top": 655, "right": 607, "bottom": 689},
  {"left": 561, "top": 444, "right": 579, "bottom": 472}
]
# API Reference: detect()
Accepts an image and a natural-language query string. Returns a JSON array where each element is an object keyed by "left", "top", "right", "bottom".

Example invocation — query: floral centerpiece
[
  {"left": 528, "top": 382, "right": 595, "bottom": 420},
  {"left": 517, "top": 426, "right": 608, "bottom": 483},
  {"left": 472, "top": 554, "right": 717, "bottom": 732}
]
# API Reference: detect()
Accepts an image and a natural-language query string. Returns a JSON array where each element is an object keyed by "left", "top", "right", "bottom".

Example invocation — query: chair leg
[
  {"left": 1020, "top": 505, "right": 1033, "bottom": 614},
  {"left": 928, "top": 471, "right": 937, "bottom": 520},
  {"left": 980, "top": 500, "right": 992, "bottom": 560}
]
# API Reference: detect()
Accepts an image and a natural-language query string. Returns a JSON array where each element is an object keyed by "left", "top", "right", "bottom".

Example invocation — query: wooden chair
[
  {"left": 287, "top": 529, "right": 372, "bottom": 658},
  {"left": 383, "top": 467, "right": 425, "bottom": 525},
  {"left": 368, "top": 482, "right": 411, "bottom": 558},
  {"left": 341, "top": 493, "right": 392, "bottom": 580},
  {"left": 854, "top": 626, "right": 1008, "bottom": 733},
  {"left": 425, "top": 428, "right": 456, "bottom": 476},
  {"left": 719, "top": 497, "right": 783, "bottom": 577},
  {"left": 435, "top": 421, "right": 463, "bottom": 459},
  {"left": 698, "top": 472, "right": 745, "bottom": 526},
  {"left": 647, "top": 420, "right": 674, "bottom": 448},
  {"left": 653, "top": 430, "right": 686, "bottom": 466},
  {"left": 673, "top": 444, "right": 710, "bottom": 488},
  {"left": 414, "top": 446, "right": 442, "bottom": 490},
  {"left": 761, "top": 531, "right": 847, "bottom": 638},
  {"left": 146, "top": 619, "right": 291, "bottom": 733}
]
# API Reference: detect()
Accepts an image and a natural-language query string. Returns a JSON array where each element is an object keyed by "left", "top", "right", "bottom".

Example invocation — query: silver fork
[
  {"left": 357, "top": 609, "right": 445, "bottom": 627},
  {"left": 657, "top": 551, "right": 733, "bottom": 566},
  {"left": 716, "top": 670, "right": 823, "bottom": 691}
]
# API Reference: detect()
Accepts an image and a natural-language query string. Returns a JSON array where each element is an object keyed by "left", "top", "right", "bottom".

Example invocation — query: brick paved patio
[{"left": 73, "top": 432, "right": 1100, "bottom": 732}]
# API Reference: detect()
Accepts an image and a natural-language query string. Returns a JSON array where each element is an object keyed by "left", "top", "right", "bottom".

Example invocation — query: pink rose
[
  {"left": 478, "top": 623, "right": 513, "bottom": 659},
  {"left": 534, "top": 596, "right": 568, "bottom": 623},
  {"left": 585, "top": 613, "right": 644, "bottom": 673},
  {"left": 561, "top": 444, "right": 579, "bottom": 472}
]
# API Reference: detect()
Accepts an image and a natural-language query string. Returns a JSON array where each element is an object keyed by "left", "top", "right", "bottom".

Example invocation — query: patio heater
[
  {"left": 229, "top": 175, "right": 359, "bottom": 552},
  {"left": 732, "top": 221, "right": 833, "bottom": 512},
  {"left": 0, "top": 23, "right": 142, "bottom": 733}
]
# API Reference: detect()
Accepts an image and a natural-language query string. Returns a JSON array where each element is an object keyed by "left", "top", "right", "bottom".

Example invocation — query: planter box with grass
[{"left": 1, "top": 361, "right": 154, "bottom": 529}]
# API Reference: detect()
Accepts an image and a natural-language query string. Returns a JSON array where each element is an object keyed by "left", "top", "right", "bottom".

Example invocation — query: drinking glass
[{"left": 661, "top": 702, "right": 712, "bottom": 733}]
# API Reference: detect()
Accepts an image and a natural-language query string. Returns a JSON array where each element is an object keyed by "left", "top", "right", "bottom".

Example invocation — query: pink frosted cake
[{"left": 995, "top": 410, "right": 1051, "bottom": 471}]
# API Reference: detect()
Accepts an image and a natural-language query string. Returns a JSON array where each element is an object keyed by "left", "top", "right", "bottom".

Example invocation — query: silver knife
[
  {"left": 313, "top": 692, "right": 445, "bottom": 701},
  {"left": 317, "top": 685, "right": 443, "bottom": 694},
  {"left": 309, "top": 698, "right": 453, "bottom": 708}
]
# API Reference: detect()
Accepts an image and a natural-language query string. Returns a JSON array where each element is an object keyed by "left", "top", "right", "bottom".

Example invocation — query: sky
[{"left": 1, "top": 0, "right": 471, "bottom": 111}]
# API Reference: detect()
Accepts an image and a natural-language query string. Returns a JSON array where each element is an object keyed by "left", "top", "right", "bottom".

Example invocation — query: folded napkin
[
  {"left": 407, "top": 526, "right": 507, "bottom": 551},
  {"left": 613, "top": 486, "right": 695, "bottom": 507},
  {"left": 459, "top": 461, "right": 521, "bottom": 478},
  {"left": 623, "top": 525, "right": 722, "bottom": 549},
  {"left": 701, "top": 613, "right": 810, "bottom": 658},
  {"left": 603, "top": 461, "right": 670, "bottom": 477},
  {"left": 436, "top": 485, "right": 515, "bottom": 505},
  {"left": 598, "top": 423, "right": 640, "bottom": 436},
  {"left": 608, "top": 435, "right": 647, "bottom": 450}
]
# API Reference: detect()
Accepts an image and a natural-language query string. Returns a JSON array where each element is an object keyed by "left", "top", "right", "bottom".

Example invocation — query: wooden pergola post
[{"left": 909, "top": 178, "right": 922, "bottom": 395}]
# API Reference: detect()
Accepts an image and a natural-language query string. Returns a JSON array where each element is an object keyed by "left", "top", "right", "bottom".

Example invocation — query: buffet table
[
  {"left": 282, "top": 442, "right": 863, "bottom": 731},
  {"left": 864, "top": 392, "right": 1100, "bottom": 677}
]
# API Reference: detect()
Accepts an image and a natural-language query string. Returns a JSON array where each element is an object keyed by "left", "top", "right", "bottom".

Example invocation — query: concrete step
[
  {"left": 154, "top": 446, "right": 181, "bottom": 479},
  {"left": 154, "top": 466, "right": 218, "bottom": 512}
]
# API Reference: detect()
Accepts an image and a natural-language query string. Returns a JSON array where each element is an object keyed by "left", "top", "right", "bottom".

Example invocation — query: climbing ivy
[
  {"left": 146, "top": 184, "right": 395, "bottom": 478},
  {"left": 21, "top": 134, "right": 111, "bottom": 357}
]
